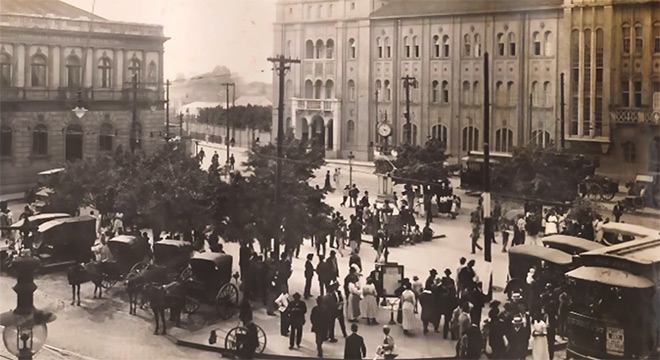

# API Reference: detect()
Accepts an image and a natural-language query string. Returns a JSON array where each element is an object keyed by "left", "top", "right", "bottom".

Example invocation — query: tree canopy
[
  {"left": 376, "top": 138, "right": 449, "bottom": 185},
  {"left": 491, "top": 146, "right": 595, "bottom": 203},
  {"left": 197, "top": 104, "right": 272, "bottom": 132}
]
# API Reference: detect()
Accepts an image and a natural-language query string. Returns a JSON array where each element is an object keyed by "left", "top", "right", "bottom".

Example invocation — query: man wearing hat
[
  {"left": 321, "top": 281, "right": 342, "bottom": 342},
  {"left": 425, "top": 269, "right": 438, "bottom": 290},
  {"left": 507, "top": 315, "right": 529, "bottom": 360},
  {"left": 286, "top": 292, "right": 307, "bottom": 350}
]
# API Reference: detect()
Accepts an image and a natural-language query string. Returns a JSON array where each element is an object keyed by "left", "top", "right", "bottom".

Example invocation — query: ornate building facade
[
  {"left": 273, "top": 0, "right": 660, "bottom": 180},
  {"left": 0, "top": 0, "right": 168, "bottom": 194}
]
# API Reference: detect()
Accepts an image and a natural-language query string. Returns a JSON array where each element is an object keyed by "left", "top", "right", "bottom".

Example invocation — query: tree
[
  {"left": 491, "top": 146, "right": 594, "bottom": 203},
  {"left": 197, "top": 105, "right": 272, "bottom": 132},
  {"left": 389, "top": 137, "right": 449, "bottom": 185}
]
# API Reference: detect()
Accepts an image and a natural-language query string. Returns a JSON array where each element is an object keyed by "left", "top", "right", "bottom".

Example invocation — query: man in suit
[
  {"left": 344, "top": 323, "right": 366, "bottom": 360},
  {"left": 304, "top": 253, "right": 315, "bottom": 299},
  {"left": 311, "top": 296, "right": 329, "bottom": 358},
  {"left": 322, "top": 282, "right": 340, "bottom": 342}
]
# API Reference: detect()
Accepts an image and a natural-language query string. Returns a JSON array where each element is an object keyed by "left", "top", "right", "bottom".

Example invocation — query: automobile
[
  {"left": 542, "top": 234, "right": 605, "bottom": 255},
  {"left": 601, "top": 222, "right": 658, "bottom": 246}
]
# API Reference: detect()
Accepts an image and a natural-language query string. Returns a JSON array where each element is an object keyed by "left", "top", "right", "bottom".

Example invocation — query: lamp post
[
  {"left": 401, "top": 75, "right": 418, "bottom": 145},
  {"left": 71, "top": 89, "right": 87, "bottom": 119},
  {"left": 0, "top": 221, "right": 55, "bottom": 360},
  {"left": 348, "top": 151, "right": 355, "bottom": 187}
]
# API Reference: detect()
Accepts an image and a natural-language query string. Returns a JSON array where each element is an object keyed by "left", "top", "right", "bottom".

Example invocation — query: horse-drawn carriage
[
  {"left": 180, "top": 252, "right": 239, "bottom": 319},
  {"left": 101, "top": 235, "right": 152, "bottom": 288},
  {"left": 152, "top": 239, "right": 193, "bottom": 279},
  {"left": 579, "top": 175, "right": 619, "bottom": 201},
  {"left": 33, "top": 215, "right": 96, "bottom": 264}
]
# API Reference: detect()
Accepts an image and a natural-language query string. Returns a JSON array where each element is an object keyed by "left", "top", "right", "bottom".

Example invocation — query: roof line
[{"left": 370, "top": 5, "right": 563, "bottom": 20}]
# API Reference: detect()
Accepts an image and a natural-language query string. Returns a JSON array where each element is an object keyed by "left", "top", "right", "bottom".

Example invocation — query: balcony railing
[
  {"left": 611, "top": 107, "right": 659, "bottom": 125},
  {"left": 1, "top": 87, "right": 162, "bottom": 102},
  {"left": 292, "top": 98, "right": 337, "bottom": 112}
]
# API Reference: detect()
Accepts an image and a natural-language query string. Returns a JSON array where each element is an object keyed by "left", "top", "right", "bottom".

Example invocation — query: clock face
[{"left": 378, "top": 123, "right": 392, "bottom": 137}]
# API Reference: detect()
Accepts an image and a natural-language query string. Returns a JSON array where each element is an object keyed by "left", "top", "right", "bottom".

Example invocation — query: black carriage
[
  {"left": 102, "top": 235, "right": 152, "bottom": 288},
  {"left": 181, "top": 252, "right": 239, "bottom": 319},
  {"left": 34, "top": 215, "right": 96, "bottom": 264},
  {"left": 10, "top": 213, "right": 70, "bottom": 230},
  {"left": 580, "top": 175, "right": 619, "bottom": 201},
  {"left": 153, "top": 239, "right": 193, "bottom": 276}
]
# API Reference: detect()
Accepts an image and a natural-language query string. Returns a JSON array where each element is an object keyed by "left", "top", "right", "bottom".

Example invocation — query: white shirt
[{"left": 275, "top": 293, "right": 289, "bottom": 313}]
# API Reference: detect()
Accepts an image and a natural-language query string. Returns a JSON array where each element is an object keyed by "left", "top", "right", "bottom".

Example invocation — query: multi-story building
[
  {"left": 273, "top": 0, "right": 660, "bottom": 180},
  {"left": 0, "top": 0, "right": 168, "bottom": 194}
]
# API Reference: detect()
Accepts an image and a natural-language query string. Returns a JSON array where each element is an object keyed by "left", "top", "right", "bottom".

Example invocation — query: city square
[{"left": 1, "top": 1, "right": 660, "bottom": 360}]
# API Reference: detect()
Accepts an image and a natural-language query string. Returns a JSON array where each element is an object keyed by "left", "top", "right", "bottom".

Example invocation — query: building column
[
  {"left": 332, "top": 100, "right": 341, "bottom": 152},
  {"left": 51, "top": 46, "right": 60, "bottom": 88},
  {"left": 577, "top": 7, "right": 585, "bottom": 137},
  {"left": 23, "top": 44, "right": 30, "bottom": 89},
  {"left": 602, "top": 5, "right": 613, "bottom": 140},
  {"left": 16, "top": 44, "right": 25, "bottom": 87},
  {"left": 115, "top": 49, "right": 123, "bottom": 90},
  {"left": 589, "top": 9, "right": 596, "bottom": 138}
]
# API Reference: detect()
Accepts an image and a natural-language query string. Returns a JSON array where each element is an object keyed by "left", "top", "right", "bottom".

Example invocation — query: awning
[{"left": 566, "top": 266, "right": 654, "bottom": 289}]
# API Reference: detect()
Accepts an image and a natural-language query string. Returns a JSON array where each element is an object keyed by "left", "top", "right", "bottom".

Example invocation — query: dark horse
[
  {"left": 143, "top": 281, "right": 185, "bottom": 335},
  {"left": 125, "top": 264, "right": 169, "bottom": 315},
  {"left": 67, "top": 262, "right": 104, "bottom": 306}
]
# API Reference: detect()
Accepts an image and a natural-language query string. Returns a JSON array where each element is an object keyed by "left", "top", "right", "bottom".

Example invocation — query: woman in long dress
[
  {"left": 362, "top": 278, "right": 379, "bottom": 324},
  {"left": 593, "top": 217, "right": 604, "bottom": 243},
  {"left": 400, "top": 284, "right": 416, "bottom": 334},
  {"left": 545, "top": 211, "right": 558, "bottom": 236},
  {"left": 531, "top": 313, "right": 550, "bottom": 360},
  {"left": 347, "top": 280, "right": 362, "bottom": 322}
]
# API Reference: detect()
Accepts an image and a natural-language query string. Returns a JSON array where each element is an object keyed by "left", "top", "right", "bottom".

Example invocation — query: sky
[{"left": 63, "top": 0, "right": 277, "bottom": 83}]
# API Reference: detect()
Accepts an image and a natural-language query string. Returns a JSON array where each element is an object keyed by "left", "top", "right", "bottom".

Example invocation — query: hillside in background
[{"left": 170, "top": 65, "right": 272, "bottom": 110}]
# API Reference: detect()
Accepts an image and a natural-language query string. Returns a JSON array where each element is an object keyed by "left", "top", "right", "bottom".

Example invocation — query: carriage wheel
[
  {"left": 184, "top": 295, "right": 200, "bottom": 315},
  {"left": 215, "top": 283, "right": 239, "bottom": 320},
  {"left": 128, "top": 262, "right": 148, "bottom": 278},
  {"left": 255, "top": 324, "right": 267, "bottom": 353},
  {"left": 600, "top": 190, "right": 616, "bottom": 201},
  {"left": 101, "top": 275, "right": 117, "bottom": 289},
  {"left": 224, "top": 327, "right": 245, "bottom": 353},
  {"left": 179, "top": 266, "right": 193, "bottom": 281},
  {"left": 587, "top": 184, "right": 602, "bottom": 200}
]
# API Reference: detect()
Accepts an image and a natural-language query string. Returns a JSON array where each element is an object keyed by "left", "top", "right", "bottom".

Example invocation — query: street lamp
[
  {"left": 0, "top": 242, "right": 55, "bottom": 360},
  {"left": 71, "top": 89, "right": 87, "bottom": 119},
  {"left": 348, "top": 151, "right": 355, "bottom": 187}
]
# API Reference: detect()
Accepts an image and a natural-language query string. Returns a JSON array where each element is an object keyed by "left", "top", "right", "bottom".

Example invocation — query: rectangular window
[
  {"left": 443, "top": 43, "right": 449, "bottom": 57},
  {"left": 634, "top": 81, "right": 642, "bottom": 107},
  {"left": 31, "top": 65, "right": 46, "bottom": 87},
  {"left": 634, "top": 26, "right": 643, "bottom": 55},
  {"left": 622, "top": 81, "right": 630, "bottom": 107},
  {"left": 498, "top": 43, "right": 505, "bottom": 57},
  {"left": 510, "top": 43, "right": 516, "bottom": 56}
]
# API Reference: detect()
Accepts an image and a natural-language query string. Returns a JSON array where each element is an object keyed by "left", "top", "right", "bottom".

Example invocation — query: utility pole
[
  {"left": 130, "top": 73, "right": 138, "bottom": 152},
  {"left": 401, "top": 75, "right": 417, "bottom": 145},
  {"left": 375, "top": 90, "right": 379, "bottom": 144},
  {"left": 483, "top": 52, "right": 493, "bottom": 296},
  {"left": 165, "top": 79, "right": 170, "bottom": 140},
  {"left": 348, "top": 151, "right": 355, "bottom": 187},
  {"left": 560, "top": 73, "right": 566, "bottom": 150},
  {"left": 221, "top": 82, "right": 235, "bottom": 161},
  {"left": 529, "top": 93, "right": 533, "bottom": 143},
  {"left": 267, "top": 55, "right": 300, "bottom": 260},
  {"left": 179, "top": 112, "right": 183, "bottom": 138}
]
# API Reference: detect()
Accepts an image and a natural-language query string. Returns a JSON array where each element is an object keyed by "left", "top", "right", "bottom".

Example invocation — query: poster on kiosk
[{"left": 380, "top": 263, "right": 404, "bottom": 297}]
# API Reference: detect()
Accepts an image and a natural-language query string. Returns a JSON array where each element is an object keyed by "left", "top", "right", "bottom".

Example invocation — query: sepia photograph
[{"left": 0, "top": 0, "right": 659, "bottom": 359}]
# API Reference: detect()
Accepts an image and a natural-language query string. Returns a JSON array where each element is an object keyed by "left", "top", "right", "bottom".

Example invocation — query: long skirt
[
  {"left": 401, "top": 304, "right": 415, "bottom": 331},
  {"left": 347, "top": 293, "right": 361, "bottom": 320},
  {"left": 362, "top": 294, "right": 378, "bottom": 319}
]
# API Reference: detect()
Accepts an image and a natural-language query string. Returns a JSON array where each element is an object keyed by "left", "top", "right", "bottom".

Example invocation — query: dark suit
[
  {"left": 304, "top": 260, "right": 314, "bottom": 298},
  {"left": 343, "top": 333, "right": 366, "bottom": 359},
  {"left": 311, "top": 305, "right": 329, "bottom": 357}
]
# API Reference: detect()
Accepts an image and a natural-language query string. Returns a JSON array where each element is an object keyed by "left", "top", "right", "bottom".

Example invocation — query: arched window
[
  {"left": 349, "top": 38, "right": 357, "bottom": 59},
  {"left": 286, "top": 40, "right": 292, "bottom": 57},
  {"left": 441, "top": 81, "right": 449, "bottom": 103},
  {"left": 307, "top": 5, "right": 312, "bottom": 18},
  {"left": 347, "top": 120, "right": 355, "bottom": 143},
  {"left": 348, "top": 80, "right": 356, "bottom": 101},
  {"left": 474, "top": 34, "right": 482, "bottom": 57},
  {"left": 508, "top": 32, "right": 517, "bottom": 56},
  {"left": 462, "top": 126, "right": 479, "bottom": 152},
  {"left": 305, "top": 79, "right": 314, "bottom": 98},
  {"left": 384, "top": 37, "right": 391, "bottom": 58},
  {"left": 376, "top": 37, "right": 383, "bottom": 59},
  {"left": 31, "top": 55, "right": 47, "bottom": 87},
  {"left": 634, "top": 23, "right": 643, "bottom": 55},
  {"left": 325, "top": 79, "right": 334, "bottom": 99},
  {"left": 128, "top": 55, "right": 141, "bottom": 80},
  {"left": 147, "top": 61, "right": 157, "bottom": 82},
  {"left": 443, "top": 35, "right": 450, "bottom": 57},
  {"left": 99, "top": 123, "right": 113, "bottom": 152},
  {"left": 654, "top": 22, "right": 660, "bottom": 54},
  {"left": 531, "top": 130, "right": 551, "bottom": 148},
  {"left": 404, "top": 36, "right": 411, "bottom": 58},
  {"left": 496, "top": 81, "right": 504, "bottom": 105},
  {"left": 413, "top": 36, "right": 420, "bottom": 58},
  {"left": 431, "top": 123, "right": 448, "bottom": 146},
  {"left": 497, "top": 33, "right": 505, "bottom": 56},
  {"left": 32, "top": 124, "right": 48, "bottom": 156},
  {"left": 306, "top": 40, "right": 315, "bottom": 59},
  {"left": 66, "top": 55, "right": 81, "bottom": 87},
  {"left": 98, "top": 57, "right": 112, "bottom": 88},
  {"left": 314, "top": 80, "right": 323, "bottom": 99},
  {"left": 543, "top": 81, "right": 552, "bottom": 107},
  {"left": 531, "top": 81, "right": 539, "bottom": 105},
  {"left": 432, "top": 80, "right": 439, "bottom": 103},
  {"left": 315, "top": 40, "right": 325, "bottom": 59},
  {"left": 622, "top": 24, "right": 631, "bottom": 54},
  {"left": 0, "top": 125, "right": 11, "bottom": 156},
  {"left": 544, "top": 31, "right": 552, "bottom": 56},
  {"left": 533, "top": 32, "right": 541, "bottom": 56},
  {"left": 375, "top": 80, "right": 382, "bottom": 101},
  {"left": 495, "top": 128, "right": 514, "bottom": 152},
  {"left": 621, "top": 80, "right": 630, "bottom": 107},
  {"left": 384, "top": 80, "right": 391, "bottom": 101},
  {"left": 622, "top": 141, "right": 636, "bottom": 163},
  {"left": 473, "top": 81, "right": 480, "bottom": 105},
  {"left": 317, "top": 4, "right": 322, "bottom": 18},
  {"left": 507, "top": 81, "right": 515, "bottom": 106},
  {"left": 462, "top": 81, "right": 471, "bottom": 105},
  {"left": 326, "top": 39, "right": 335, "bottom": 59},
  {"left": 65, "top": 124, "right": 84, "bottom": 161},
  {"left": 328, "top": 4, "right": 333, "bottom": 17},
  {"left": 433, "top": 35, "right": 440, "bottom": 58},
  {"left": 463, "top": 34, "right": 471, "bottom": 57},
  {"left": 285, "top": 79, "right": 293, "bottom": 99},
  {"left": 1, "top": 53, "right": 11, "bottom": 87},
  {"left": 634, "top": 79, "right": 642, "bottom": 107}
]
